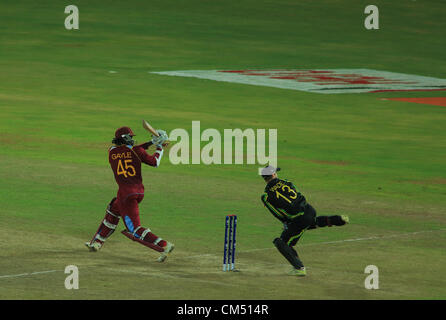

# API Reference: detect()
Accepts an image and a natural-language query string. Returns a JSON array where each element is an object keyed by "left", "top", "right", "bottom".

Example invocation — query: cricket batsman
[
  {"left": 85, "top": 126, "right": 174, "bottom": 262},
  {"left": 260, "top": 166, "right": 349, "bottom": 276}
]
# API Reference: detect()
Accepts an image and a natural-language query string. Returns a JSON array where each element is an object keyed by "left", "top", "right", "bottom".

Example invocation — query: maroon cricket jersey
[{"left": 109, "top": 144, "right": 162, "bottom": 197}]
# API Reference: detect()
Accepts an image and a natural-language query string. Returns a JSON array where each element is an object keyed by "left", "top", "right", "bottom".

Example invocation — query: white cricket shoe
[
  {"left": 85, "top": 241, "right": 102, "bottom": 252},
  {"left": 157, "top": 242, "right": 175, "bottom": 262}
]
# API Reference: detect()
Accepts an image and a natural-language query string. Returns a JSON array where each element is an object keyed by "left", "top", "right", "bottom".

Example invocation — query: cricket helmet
[
  {"left": 113, "top": 126, "right": 135, "bottom": 146},
  {"left": 115, "top": 126, "right": 135, "bottom": 138}
]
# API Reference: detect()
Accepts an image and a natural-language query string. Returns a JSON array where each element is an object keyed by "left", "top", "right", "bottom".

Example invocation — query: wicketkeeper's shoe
[
  {"left": 85, "top": 241, "right": 102, "bottom": 252},
  {"left": 157, "top": 242, "right": 175, "bottom": 263},
  {"left": 290, "top": 267, "right": 307, "bottom": 277},
  {"left": 341, "top": 215, "right": 350, "bottom": 225}
]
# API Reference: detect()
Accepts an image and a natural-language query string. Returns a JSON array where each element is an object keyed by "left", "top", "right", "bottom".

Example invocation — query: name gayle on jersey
[{"left": 111, "top": 152, "right": 132, "bottom": 160}]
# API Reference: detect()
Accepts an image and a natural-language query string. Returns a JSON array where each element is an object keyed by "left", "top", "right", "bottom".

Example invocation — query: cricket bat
[
  {"left": 142, "top": 119, "right": 169, "bottom": 148},
  {"left": 142, "top": 119, "right": 160, "bottom": 137}
]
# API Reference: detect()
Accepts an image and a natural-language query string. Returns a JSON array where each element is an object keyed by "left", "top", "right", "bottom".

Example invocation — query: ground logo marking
[{"left": 151, "top": 69, "right": 446, "bottom": 94}]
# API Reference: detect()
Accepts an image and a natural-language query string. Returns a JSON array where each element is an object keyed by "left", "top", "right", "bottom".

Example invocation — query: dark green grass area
[{"left": 0, "top": 0, "right": 445, "bottom": 299}]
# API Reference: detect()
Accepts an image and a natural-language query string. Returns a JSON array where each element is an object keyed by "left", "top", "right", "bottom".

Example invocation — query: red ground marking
[
  {"left": 218, "top": 70, "right": 416, "bottom": 85},
  {"left": 219, "top": 70, "right": 246, "bottom": 73},
  {"left": 371, "top": 89, "right": 446, "bottom": 93},
  {"left": 385, "top": 97, "right": 446, "bottom": 107}
]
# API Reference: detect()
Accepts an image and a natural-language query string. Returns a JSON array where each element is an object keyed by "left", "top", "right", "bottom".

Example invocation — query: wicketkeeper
[
  {"left": 85, "top": 126, "right": 174, "bottom": 262},
  {"left": 260, "top": 166, "right": 349, "bottom": 276}
]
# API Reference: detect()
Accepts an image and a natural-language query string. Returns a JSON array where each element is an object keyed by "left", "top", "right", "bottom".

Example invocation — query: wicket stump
[{"left": 223, "top": 215, "right": 237, "bottom": 271}]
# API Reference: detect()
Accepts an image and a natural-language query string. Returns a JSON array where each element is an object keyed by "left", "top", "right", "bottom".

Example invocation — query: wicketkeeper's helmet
[{"left": 261, "top": 165, "right": 281, "bottom": 179}]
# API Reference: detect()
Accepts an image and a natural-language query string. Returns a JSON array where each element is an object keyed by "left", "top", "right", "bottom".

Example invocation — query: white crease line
[
  {"left": 302, "top": 229, "right": 446, "bottom": 246},
  {"left": 185, "top": 228, "right": 446, "bottom": 258},
  {"left": 0, "top": 270, "right": 61, "bottom": 279}
]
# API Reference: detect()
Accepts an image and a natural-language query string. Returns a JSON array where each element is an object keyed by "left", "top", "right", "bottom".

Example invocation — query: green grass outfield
[{"left": 0, "top": 0, "right": 445, "bottom": 299}]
